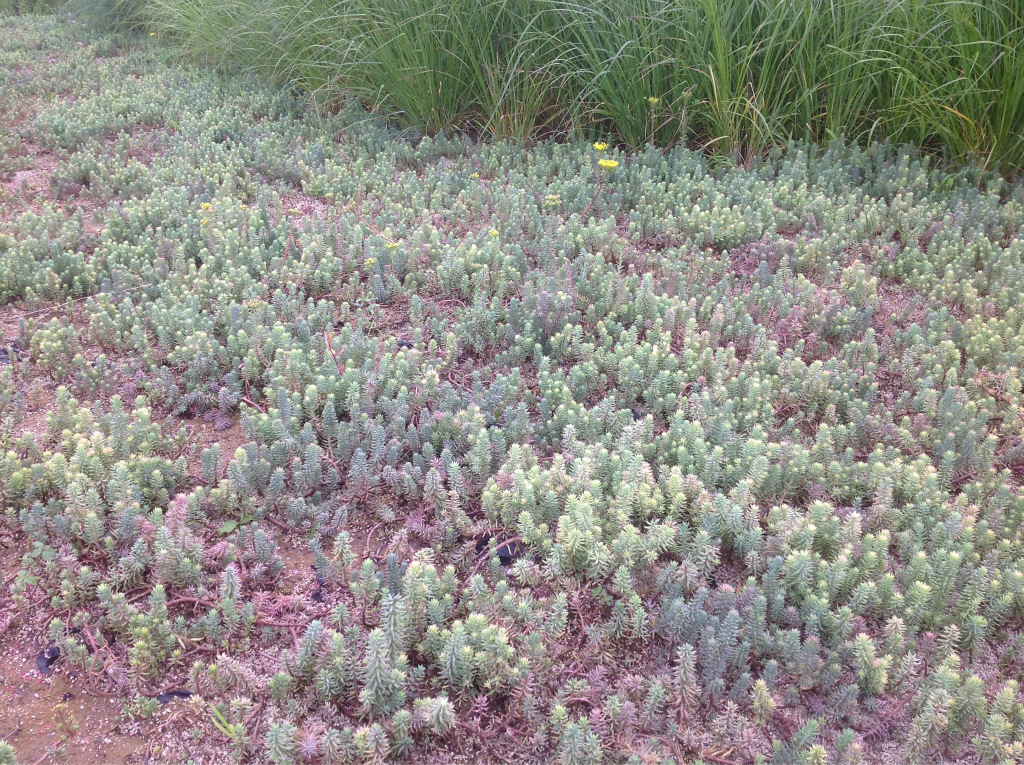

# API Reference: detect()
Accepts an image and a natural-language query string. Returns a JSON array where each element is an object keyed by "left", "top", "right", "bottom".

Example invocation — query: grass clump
[
  {"left": 3, "top": 12, "right": 1024, "bottom": 765},
  {"left": 0, "top": 0, "right": 57, "bottom": 12},
  {"left": 130, "top": 0, "right": 1024, "bottom": 170}
]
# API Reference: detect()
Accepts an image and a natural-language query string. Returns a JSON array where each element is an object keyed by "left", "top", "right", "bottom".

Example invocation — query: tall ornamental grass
[{"left": 131, "top": 0, "right": 1023, "bottom": 169}]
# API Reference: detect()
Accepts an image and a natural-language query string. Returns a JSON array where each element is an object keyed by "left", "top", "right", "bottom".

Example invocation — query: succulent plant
[{"left": 2, "top": 13, "right": 1024, "bottom": 765}]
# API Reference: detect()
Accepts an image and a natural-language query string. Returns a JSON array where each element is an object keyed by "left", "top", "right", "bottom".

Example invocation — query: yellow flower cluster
[
  {"left": 598, "top": 158, "right": 620, "bottom": 172},
  {"left": 593, "top": 142, "right": 608, "bottom": 152}
]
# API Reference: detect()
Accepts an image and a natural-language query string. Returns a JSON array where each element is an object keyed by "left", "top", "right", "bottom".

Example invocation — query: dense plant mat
[{"left": 3, "top": 14, "right": 1024, "bottom": 765}]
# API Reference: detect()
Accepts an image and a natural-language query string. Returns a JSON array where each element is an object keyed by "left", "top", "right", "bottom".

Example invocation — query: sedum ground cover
[{"left": 3, "top": 13, "right": 1024, "bottom": 765}]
